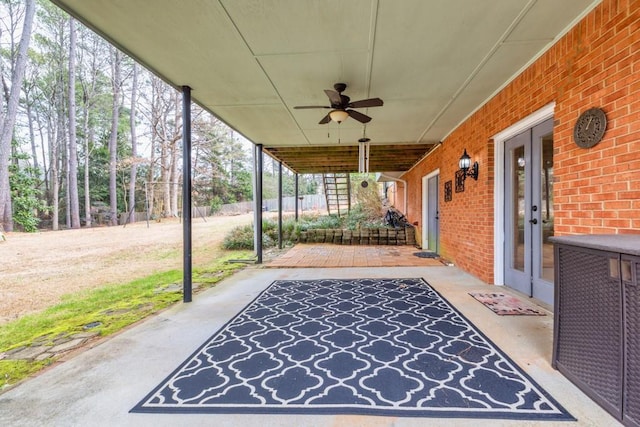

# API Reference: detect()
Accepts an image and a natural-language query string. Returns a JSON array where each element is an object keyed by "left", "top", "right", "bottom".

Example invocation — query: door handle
[{"left": 530, "top": 206, "right": 538, "bottom": 224}]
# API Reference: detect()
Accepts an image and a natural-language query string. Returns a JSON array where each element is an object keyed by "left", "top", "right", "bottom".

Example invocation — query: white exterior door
[{"left": 504, "top": 118, "right": 555, "bottom": 304}]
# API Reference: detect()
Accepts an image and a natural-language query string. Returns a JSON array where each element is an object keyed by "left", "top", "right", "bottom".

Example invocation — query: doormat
[
  {"left": 413, "top": 251, "right": 438, "bottom": 258},
  {"left": 132, "top": 278, "right": 569, "bottom": 420},
  {"left": 468, "top": 292, "right": 547, "bottom": 316}
]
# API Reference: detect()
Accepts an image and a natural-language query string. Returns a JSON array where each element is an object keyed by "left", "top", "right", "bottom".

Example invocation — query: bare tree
[
  {"left": 170, "top": 90, "right": 181, "bottom": 217},
  {"left": 51, "top": 85, "right": 65, "bottom": 231},
  {"left": 108, "top": 46, "right": 121, "bottom": 226},
  {"left": 0, "top": 0, "right": 35, "bottom": 231},
  {"left": 144, "top": 75, "right": 181, "bottom": 218},
  {"left": 22, "top": 37, "right": 50, "bottom": 198},
  {"left": 128, "top": 63, "right": 138, "bottom": 222},
  {"left": 77, "top": 26, "right": 109, "bottom": 227},
  {"left": 67, "top": 16, "right": 80, "bottom": 228},
  {"left": 0, "top": 3, "right": 252, "bottom": 231},
  {"left": 145, "top": 75, "right": 162, "bottom": 218},
  {"left": 22, "top": 73, "right": 40, "bottom": 175}
]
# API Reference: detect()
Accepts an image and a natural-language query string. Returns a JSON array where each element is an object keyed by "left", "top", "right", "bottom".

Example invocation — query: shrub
[
  {"left": 296, "top": 214, "right": 342, "bottom": 231},
  {"left": 222, "top": 217, "right": 300, "bottom": 250},
  {"left": 221, "top": 224, "right": 254, "bottom": 249},
  {"left": 353, "top": 176, "right": 383, "bottom": 215},
  {"left": 222, "top": 199, "right": 390, "bottom": 248},
  {"left": 9, "top": 156, "right": 47, "bottom": 232},
  {"left": 281, "top": 217, "right": 298, "bottom": 240},
  {"left": 210, "top": 196, "right": 223, "bottom": 214}
]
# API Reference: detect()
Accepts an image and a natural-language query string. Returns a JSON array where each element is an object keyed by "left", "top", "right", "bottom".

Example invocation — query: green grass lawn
[{"left": 0, "top": 250, "right": 253, "bottom": 390}]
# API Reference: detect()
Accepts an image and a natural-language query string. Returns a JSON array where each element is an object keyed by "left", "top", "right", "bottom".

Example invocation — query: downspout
[{"left": 379, "top": 173, "right": 407, "bottom": 215}]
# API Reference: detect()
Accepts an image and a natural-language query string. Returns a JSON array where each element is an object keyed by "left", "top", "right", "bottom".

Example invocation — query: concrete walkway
[{"left": 0, "top": 265, "right": 620, "bottom": 426}]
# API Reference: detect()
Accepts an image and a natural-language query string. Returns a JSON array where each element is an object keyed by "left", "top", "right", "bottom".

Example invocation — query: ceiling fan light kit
[{"left": 329, "top": 109, "right": 349, "bottom": 123}]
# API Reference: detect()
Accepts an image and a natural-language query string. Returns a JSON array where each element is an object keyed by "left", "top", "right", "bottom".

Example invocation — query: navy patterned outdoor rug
[{"left": 131, "top": 278, "right": 573, "bottom": 421}]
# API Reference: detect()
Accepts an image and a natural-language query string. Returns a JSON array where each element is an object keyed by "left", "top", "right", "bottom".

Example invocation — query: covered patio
[
  {"left": 0, "top": 264, "right": 620, "bottom": 425},
  {"left": 11, "top": 0, "right": 627, "bottom": 425},
  {"left": 48, "top": 0, "right": 604, "bottom": 285}
]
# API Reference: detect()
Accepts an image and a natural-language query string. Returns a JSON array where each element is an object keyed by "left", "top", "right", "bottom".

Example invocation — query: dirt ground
[{"left": 0, "top": 213, "right": 256, "bottom": 324}]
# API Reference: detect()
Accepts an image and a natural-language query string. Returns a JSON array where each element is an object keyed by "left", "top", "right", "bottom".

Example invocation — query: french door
[
  {"left": 504, "top": 118, "right": 555, "bottom": 304},
  {"left": 426, "top": 174, "right": 440, "bottom": 253},
  {"left": 422, "top": 173, "right": 440, "bottom": 253}
]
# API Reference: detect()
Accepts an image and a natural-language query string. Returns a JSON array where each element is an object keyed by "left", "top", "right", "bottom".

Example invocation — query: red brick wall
[{"left": 403, "top": 0, "right": 640, "bottom": 283}]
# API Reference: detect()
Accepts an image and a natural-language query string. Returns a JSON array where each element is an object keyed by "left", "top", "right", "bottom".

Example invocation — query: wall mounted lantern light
[{"left": 458, "top": 149, "right": 479, "bottom": 181}]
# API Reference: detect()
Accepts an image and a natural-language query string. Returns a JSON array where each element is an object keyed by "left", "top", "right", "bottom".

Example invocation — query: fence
[
  {"left": 117, "top": 205, "right": 213, "bottom": 224},
  {"left": 217, "top": 195, "right": 327, "bottom": 215},
  {"left": 117, "top": 195, "right": 327, "bottom": 224}
]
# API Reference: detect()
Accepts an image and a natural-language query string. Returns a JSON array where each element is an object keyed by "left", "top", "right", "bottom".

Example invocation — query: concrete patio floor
[{"left": 0, "top": 264, "right": 620, "bottom": 426}]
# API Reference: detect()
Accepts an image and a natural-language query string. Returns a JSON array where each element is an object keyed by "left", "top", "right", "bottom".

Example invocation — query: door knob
[{"left": 529, "top": 218, "right": 538, "bottom": 225}]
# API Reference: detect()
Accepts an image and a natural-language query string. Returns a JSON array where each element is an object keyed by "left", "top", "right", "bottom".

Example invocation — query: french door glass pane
[
  {"left": 540, "top": 135, "right": 554, "bottom": 282},
  {"left": 512, "top": 145, "right": 525, "bottom": 272}
]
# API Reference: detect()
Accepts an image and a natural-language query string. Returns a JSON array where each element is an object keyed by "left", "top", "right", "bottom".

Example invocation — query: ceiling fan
[{"left": 294, "top": 83, "right": 383, "bottom": 124}]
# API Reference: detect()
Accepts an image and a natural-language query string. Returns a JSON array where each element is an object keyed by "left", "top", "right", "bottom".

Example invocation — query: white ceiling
[{"left": 52, "top": 0, "right": 600, "bottom": 170}]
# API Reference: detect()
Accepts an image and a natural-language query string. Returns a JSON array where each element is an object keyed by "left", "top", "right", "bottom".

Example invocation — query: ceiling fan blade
[
  {"left": 324, "top": 89, "right": 342, "bottom": 106},
  {"left": 347, "top": 109, "right": 372, "bottom": 123},
  {"left": 318, "top": 113, "right": 331, "bottom": 124},
  {"left": 348, "top": 98, "right": 384, "bottom": 108},
  {"left": 294, "top": 105, "right": 330, "bottom": 109}
]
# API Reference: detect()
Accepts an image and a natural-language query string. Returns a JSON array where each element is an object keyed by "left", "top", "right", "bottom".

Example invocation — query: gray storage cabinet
[{"left": 551, "top": 235, "right": 640, "bottom": 427}]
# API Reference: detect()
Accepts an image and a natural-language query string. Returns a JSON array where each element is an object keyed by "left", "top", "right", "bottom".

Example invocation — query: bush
[
  {"left": 221, "top": 217, "right": 300, "bottom": 250},
  {"left": 353, "top": 176, "right": 383, "bottom": 215},
  {"left": 210, "top": 196, "right": 223, "bottom": 214},
  {"left": 295, "top": 214, "right": 342, "bottom": 231},
  {"left": 221, "top": 224, "right": 254, "bottom": 250},
  {"left": 221, "top": 199, "right": 390, "bottom": 248},
  {"left": 9, "top": 155, "right": 47, "bottom": 232},
  {"left": 281, "top": 216, "right": 298, "bottom": 239},
  {"left": 338, "top": 203, "right": 386, "bottom": 230}
]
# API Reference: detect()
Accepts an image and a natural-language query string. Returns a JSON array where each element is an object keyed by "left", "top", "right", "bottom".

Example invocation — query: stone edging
[{"left": 298, "top": 226, "right": 416, "bottom": 246}]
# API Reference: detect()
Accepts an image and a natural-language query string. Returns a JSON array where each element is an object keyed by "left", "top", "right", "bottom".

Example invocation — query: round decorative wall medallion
[{"left": 573, "top": 107, "right": 607, "bottom": 148}]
